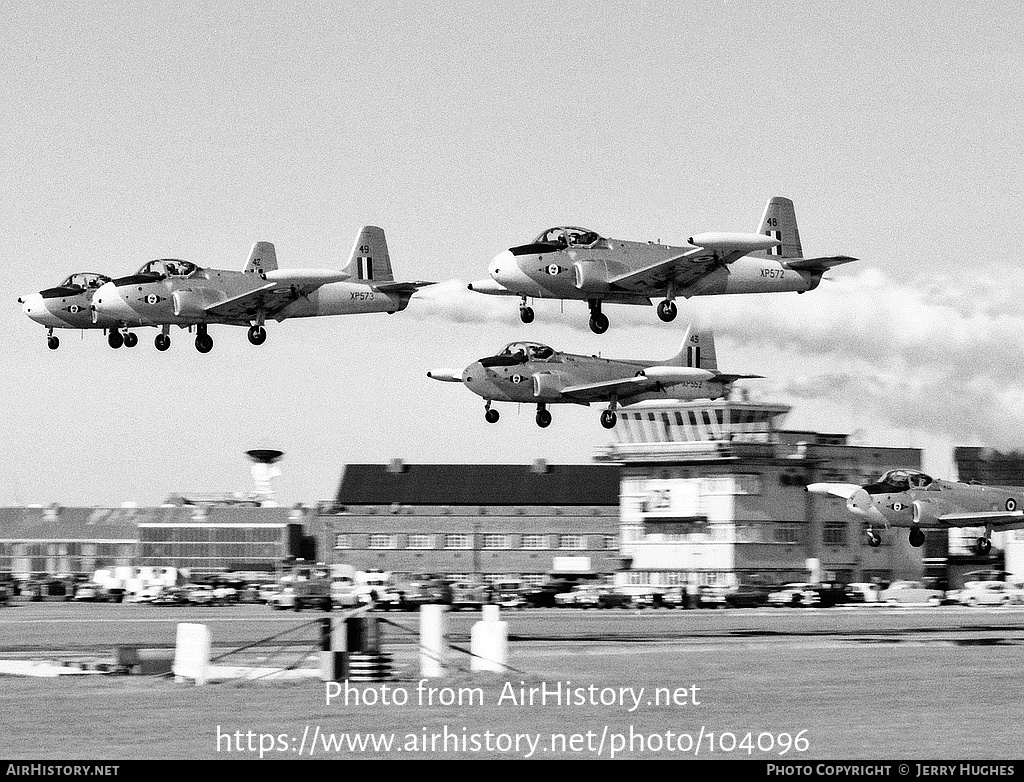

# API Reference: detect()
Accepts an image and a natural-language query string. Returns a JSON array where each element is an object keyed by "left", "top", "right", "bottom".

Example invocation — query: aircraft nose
[
  {"left": 20, "top": 292, "right": 42, "bottom": 317},
  {"left": 489, "top": 249, "right": 514, "bottom": 280},
  {"left": 92, "top": 282, "right": 135, "bottom": 322}
]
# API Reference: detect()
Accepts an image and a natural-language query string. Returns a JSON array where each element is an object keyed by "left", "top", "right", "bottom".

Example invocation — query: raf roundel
[
  {"left": 546, "top": 264, "right": 561, "bottom": 276},
  {"left": 511, "top": 374, "right": 525, "bottom": 384},
  {"left": 1007, "top": 498, "right": 1018, "bottom": 512},
  {"left": 892, "top": 502, "right": 904, "bottom": 512},
  {"left": 144, "top": 294, "right": 161, "bottom": 305}
]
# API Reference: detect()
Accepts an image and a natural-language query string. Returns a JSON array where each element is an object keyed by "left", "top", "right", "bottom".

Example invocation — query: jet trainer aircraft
[
  {"left": 91, "top": 227, "right": 432, "bottom": 352},
  {"left": 18, "top": 272, "right": 135, "bottom": 350},
  {"left": 427, "top": 324, "right": 759, "bottom": 428},
  {"left": 468, "top": 196, "right": 856, "bottom": 334},
  {"left": 807, "top": 469, "right": 1024, "bottom": 554}
]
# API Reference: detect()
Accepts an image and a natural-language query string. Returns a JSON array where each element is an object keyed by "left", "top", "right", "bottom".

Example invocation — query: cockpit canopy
[
  {"left": 479, "top": 341, "right": 556, "bottom": 367},
  {"left": 865, "top": 469, "right": 934, "bottom": 495},
  {"left": 500, "top": 341, "right": 555, "bottom": 361},
  {"left": 134, "top": 259, "right": 199, "bottom": 278},
  {"left": 58, "top": 272, "right": 111, "bottom": 290},
  {"left": 530, "top": 227, "right": 603, "bottom": 248}
]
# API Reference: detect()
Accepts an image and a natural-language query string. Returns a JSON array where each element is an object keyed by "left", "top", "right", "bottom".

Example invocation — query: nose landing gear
[
  {"left": 588, "top": 299, "right": 609, "bottom": 334},
  {"left": 535, "top": 404, "right": 552, "bottom": 428}
]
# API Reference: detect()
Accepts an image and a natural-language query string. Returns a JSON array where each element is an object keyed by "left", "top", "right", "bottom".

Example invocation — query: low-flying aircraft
[
  {"left": 427, "top": 324, "right": 759, "bottom": 428},
  {"left": 18, "top": 272, "right": 138, "bottom": 349},
  {"left": 468, "top": 196, "right": 856, "bottom": 334},
  {"left": 807, "top": 469, "right": 1024, "bottom": 554},
  {"left": 91, "top": 227, "right": 432, "bottom": 352}
]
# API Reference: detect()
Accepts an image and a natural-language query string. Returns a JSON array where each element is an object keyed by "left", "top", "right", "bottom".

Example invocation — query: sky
[{"left": 2, "top": 1, "right": 1023, "bottom": 508}]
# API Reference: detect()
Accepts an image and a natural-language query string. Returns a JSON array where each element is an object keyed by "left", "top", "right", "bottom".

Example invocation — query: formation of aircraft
[
  {"left": 468, "top": 196, "right": 856, "bottom": 334},
  {"left": 427, "top": 323, "right": 758, "bottom": 428},
  {"left": 19, "top": 227, "right": 432, "bottom": 352},
  {"left": 18, "top": 272, "right": 133, "bottom": 349},
  {"left": 85, "top": 226, "right": 432, "bottom": 352},
  {"left": 807, "top": 469, "right": 1024, "bottom": 554}
]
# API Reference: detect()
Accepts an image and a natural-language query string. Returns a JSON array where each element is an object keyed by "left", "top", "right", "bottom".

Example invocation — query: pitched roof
[{"left": 334, "top": 463, "right": 620, "bottom": 507}]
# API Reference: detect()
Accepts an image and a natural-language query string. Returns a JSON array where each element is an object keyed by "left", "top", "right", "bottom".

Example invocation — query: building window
[
  {"left": 407, "top": 534, "right": 434, "bottom": 550},
  {"left": 444, "top": 534, "right": 471, "bottom": 550},
  {"left": 823, "top": 523, "right": 848, "bottom": 546},
  {"left": 601, "top": 535, "right": 618, "bottom": 550},
  {"left": 774, "top": 524, "right": 803, "bottom": 545},
  {"left": 521, "top": 574, "right": 544, "bottom": 586},
  {"left": 482, "top": 534, "right": 510, "bottom": 550},
  {"left": 333, "top": 534, "right": 351, "bottom": 550},
  {"left": 558, "top": 534, "right": 585, "bottom": 550},
  {"left": 521, "top": 535, "right": 549, "bottom": 550},
  {"left": 368, "top": 534, "right": 396, "bottom": 550}
]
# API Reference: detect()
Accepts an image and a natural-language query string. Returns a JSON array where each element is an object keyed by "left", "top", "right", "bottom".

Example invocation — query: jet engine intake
[
  {"left": 172, "top": 289, "right": 220, "bottom": 320},
  {"left": 912, "top": 500, "right": 938, "bottom": 526},
  {"left": 572, "top": 260, "right": 610, "bottom": 293},
  {"left": 532, "top": 372, "right": 567, "bottom": 400}
]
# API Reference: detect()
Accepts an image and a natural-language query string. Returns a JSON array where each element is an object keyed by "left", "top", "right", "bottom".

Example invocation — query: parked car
[
  {"left": 186, "top": 585, "right": 215, "bottom": 605},
  {"left": 489, "top": 579, "right": 527, "bottom": 609},
  {"left": 878, "top": 580, "right": 942, "bottom": 606},
  {"left": 725, "top": 583, "right": 773, "bottom": 608},
  {"left": 125, "top": 585, "right": 162, "bottom": 603},
  {"left": 844, "top": 582, "right": 882, "bottom": 603},
  {"left": 661, "top": 587, "right": 691, "bottom": 609},
  {"left": 695, "top": 585, "right": 729, "bottom": 609},
  {"left": 152, "top": 586, "right": 188, "bottom": 605},
  {"left": 810, "top": 582, "right": 852, "bottom": 607},
  {"left": 957, "top": 580, "right": 1024, "bottom": 607},
  {"left": 631, "top": 590, "right": 665, "bottom": 609},
  {"left": 449, "top": 580, "right": 488, "bottom": 611},
  {"left": 555, "top": 584, "right": 604, "bottom": 608},
  {"left": 767, "top": 583, "right": 820, "bottom": 608},
  {"left": 330, "top": 579, "right": 361, "bottom": 608},
  {"left": 597, "top": 590, "right": 634, "bottom": 609}
]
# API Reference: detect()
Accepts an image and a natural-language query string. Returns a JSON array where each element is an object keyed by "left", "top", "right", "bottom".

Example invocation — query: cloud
[{"left": 410, "top": 267, "right": 1024, "bottom": 452}]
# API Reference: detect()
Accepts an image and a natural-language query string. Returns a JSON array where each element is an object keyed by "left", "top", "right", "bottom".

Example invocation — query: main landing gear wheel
[
  {"left": 154, "top": 334, "right": 171, "bottom": 351},
  {"left": 47, "top": 336, "right": 59, "bottom": 350},
  {"left": 589, "top": 313, "right": 609, "bottom": 335},
  {"left": 600, "top": 410, "right": 617, "bottom": 429},
  {"left": 195, "top": 333, "right": 214, "bottom": 354},
  {"left": 909, "top": 527, "right": 925, "bottom": 547},
  {"left": 519, "top": 307, "right": 535, "bottom": 324},
  {"left": 976, "top": 537, "right": 992, "bottom": 555},
  {"left": 122, "top": 332, "right": 138, "bottom": 348},
  {"left": 247, "top": 325, "right": 267, "bottom": 345},
  {"left": 107, "top": 331, "right": 124, "bottom": 349},
  {"left": 656, "top": 300, "right": 678, "bottom": 323},
  {"left": 536, "top": 408, "right": 552, "bottom": 428},
  {"left": 867, "top": 531, "right": 881, "bottom": 548},
  {"left": 485, "top": 408, "right": 500, "bottom": 424}
]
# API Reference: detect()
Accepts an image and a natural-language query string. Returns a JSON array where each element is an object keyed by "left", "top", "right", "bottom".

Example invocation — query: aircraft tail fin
[
  {"left": 750, "top": 196, "right": 802, "bottom": 260},
  {"left": 343, "top": 226, "right": 395, "bottom": 283},
  {"left": 244, "top": 242, "right": 278, "bottom": 274},
  {"left": 667, "top": 322, "right": 718, "bottom": 371}
]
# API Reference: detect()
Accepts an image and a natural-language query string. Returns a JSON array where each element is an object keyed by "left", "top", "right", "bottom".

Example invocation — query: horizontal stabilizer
[
  {"left": 376, "top": 280, "right": 436, "bottom": 295},
  {"left": 786, "top": 256, "right": 858, "bottom": 272}
]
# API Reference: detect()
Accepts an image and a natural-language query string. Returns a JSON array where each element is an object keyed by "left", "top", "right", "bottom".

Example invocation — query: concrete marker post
[
  {"left": 420, "top": 603, "right": 446, "bottom": 678},
  {"left": 470, "top": 604, "right": 508, "bottom": 672}
]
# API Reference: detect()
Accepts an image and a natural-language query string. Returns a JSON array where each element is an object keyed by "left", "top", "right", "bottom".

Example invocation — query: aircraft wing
[
  {"left": 204, "top": 271, "right": 354, "bottom": 320},
  {"left": 557, "top": 376, "right": 654, "bottom": 403},
  {"left": 936, "top": 510, "right": 1024, "bottom": 530},
  {"left": 606, "top": 246, "right": 748, "bottom": 295}
]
